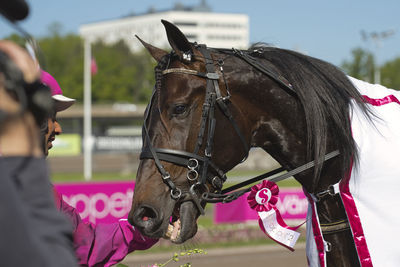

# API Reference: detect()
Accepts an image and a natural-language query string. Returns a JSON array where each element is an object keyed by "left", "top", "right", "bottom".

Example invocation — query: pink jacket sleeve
[{"left": 53, "top": 189, "right": 158, "bottom": 267}]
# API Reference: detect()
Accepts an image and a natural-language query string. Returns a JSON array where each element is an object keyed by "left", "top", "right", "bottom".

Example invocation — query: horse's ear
[
  {"left": 161, "top": 19, "right": 193, "bottom": 61},
  {"left": 135, "top": 35, "right": 168, "bottom": 62}
]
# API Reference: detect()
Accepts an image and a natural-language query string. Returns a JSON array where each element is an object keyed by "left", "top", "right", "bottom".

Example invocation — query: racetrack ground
[{"left": 121, "top": 242, "right": 307, "bottom": 267}]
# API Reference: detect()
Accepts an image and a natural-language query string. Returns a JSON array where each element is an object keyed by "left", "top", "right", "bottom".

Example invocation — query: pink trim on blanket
[
  {"left": 304, "top": 191, "right": 326, "bottom": 267},
  {"left": 339, "top": 163, "right": 373, "bottom": 267},
  {"left": 346, "top": 92, "right": 400, "bottom": 266},
  {"left": 363, "top": 94, "right": 400, "bottom": 106}
]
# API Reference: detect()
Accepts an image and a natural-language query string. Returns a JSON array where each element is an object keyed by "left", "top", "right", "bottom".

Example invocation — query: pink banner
[
  {"left": 54, "top": 181, "right": 135, "bottom": 224},
  {"left": 214, "top": 188, "right": 307, "bottom": 224},
  {"left": 54, "top": 182, "right": 307, "bottom": 225}
]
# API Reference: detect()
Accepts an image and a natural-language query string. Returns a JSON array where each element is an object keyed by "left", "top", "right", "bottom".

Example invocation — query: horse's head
[
  {"left": 129, "top": 19, "right": 363, "bottom": 244},
  {"left": 128, "top": 20, "right": 251, "bottom": 243}
]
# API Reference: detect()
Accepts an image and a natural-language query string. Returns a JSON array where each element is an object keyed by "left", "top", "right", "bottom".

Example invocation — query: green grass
[
  {"left": 197, "top": 213, "right": 214, "bottom": 228},
  {"left": 134, "top": 234, "right": 306, "bottom": 255},
  {"left": 225, "top": 169, "right": 301, "bottom": 187},
  {"left": 136, "top": 239, "right": 276, "bottom": 254},
  {"left": 223, "top": 178, "right": 300, "bottom": 189},
  {"left": 51, "top": 169, "right": 301, "bottom": 188}
]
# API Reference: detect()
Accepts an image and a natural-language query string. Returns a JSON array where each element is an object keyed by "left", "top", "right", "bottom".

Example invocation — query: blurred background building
[{"left": 79, "top": 0, "right": 249, "bottom": 51}]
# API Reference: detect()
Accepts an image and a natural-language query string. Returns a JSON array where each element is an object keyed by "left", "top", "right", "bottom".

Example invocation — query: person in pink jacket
[{"left": 40, "top": 70, "right": 158, "bottom": 266}]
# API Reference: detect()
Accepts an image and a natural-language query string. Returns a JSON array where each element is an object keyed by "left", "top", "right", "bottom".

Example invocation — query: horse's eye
[{"left": 173, "top": 104, "right": 187, "bottom": 115}]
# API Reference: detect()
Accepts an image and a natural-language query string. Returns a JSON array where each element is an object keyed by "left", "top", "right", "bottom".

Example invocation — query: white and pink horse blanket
[{"left": 306, "top": 77, "right": 400, "bottom": 267}]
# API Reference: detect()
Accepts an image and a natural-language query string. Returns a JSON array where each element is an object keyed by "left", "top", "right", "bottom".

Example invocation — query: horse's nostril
[
  {"left": 133, "top": 205, "right": 159, "bottom": 227},
  {"left": 139, "top": 205, "right": 157, "bottom": 221},
  {"left": 131, "top": 204, "right": 163, "bottom": 235}
]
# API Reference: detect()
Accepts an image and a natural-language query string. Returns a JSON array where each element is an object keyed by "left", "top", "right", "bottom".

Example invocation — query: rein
[
  {"left": 203, "top": 150, "right": 340, "bottom": 203},
  {"left": 140, "top": 44, "right": 340, "bottom": 216}
]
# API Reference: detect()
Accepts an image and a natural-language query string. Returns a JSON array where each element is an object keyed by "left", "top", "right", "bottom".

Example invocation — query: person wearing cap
[
  {"left": 40, "top": 70, "right": 158, "bottom": 267},
  {"left": 40, "top": 70, "right": 75, "bottom": 156}
]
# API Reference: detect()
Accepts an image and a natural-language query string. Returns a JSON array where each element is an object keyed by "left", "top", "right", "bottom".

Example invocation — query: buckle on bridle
[
  {"left": 187, "top": 158, "right": 199, "bottom": 169},
  {"left": 315, "top": 184, "right": 337, "bottom": 202},
  {"left": 211, "top": 176, "right": 222, "bottom": 190},
  {"left": 187, "top": 169, "right": 199, "bottom": 181},
  {"left": 162, "top": 173, "right": 171, "bottom": 180},
  {"left": 187, "top": 158, "right": 199, "bottom": 181},
  {"left": 206, "top": 72, "right": 219, "bottom": 80},
  {"left": 170, "top": 188, "right": 182, "bottom": 200}
]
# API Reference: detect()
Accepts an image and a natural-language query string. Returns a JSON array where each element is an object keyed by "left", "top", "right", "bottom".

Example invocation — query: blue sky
[{"left": 1, "top": 0, "right": 399, "bottom": 66}]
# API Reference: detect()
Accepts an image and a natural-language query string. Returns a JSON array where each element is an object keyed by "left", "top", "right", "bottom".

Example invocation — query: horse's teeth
[
  {"left": 164, "top": 224, "right": 174, "bottom": 239},
  {"left": 163, "top": 219, "right": 181, "bottom": 241},
  {"left": 170, "top": 220, "right": 181, "bottom": 241}
]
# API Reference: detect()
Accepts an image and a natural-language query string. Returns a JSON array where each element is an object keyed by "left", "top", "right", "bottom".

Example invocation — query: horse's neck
[
  {"left": 240, "top": 82, "right": 340, "bottom": 193},
  {"left": 243, "top": 83, "right": 307, "bottom": 164}
]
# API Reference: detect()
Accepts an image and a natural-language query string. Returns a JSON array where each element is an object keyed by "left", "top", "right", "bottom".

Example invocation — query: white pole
[
  {"left": 362, "top": 29, "right": 396, "bottom": 85},
  {"left": 83, "top": 38, "right": 92, "bottom": 180},
  {"left": 372, "top": 37, "right": 381, "bottom": 85},
  {"left": 374, "top": 64, "right": 381, "bottom": 85}
]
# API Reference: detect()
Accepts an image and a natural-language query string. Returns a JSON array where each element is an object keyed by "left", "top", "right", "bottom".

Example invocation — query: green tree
[
  {"left": 341, "top": 47, "right": 375, "bottom": 82},
  {"left": 39, "top": 33, "right": 84, "bottom": 101},
  {"left": 381, "top": 58, "right": 400, "bottom": 90},
  {"left": 34, "top": 31, "right": 156, "bottom": 103},
  {"left": 5, "top": 33, "right": 25, "bottom": 46},
  {"left": 91, "top": 40, "right": 155, "bottom": 103}
]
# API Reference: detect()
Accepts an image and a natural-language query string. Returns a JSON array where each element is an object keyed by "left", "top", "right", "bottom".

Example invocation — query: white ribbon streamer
[{"left": 258, "top": 209, "right": 301, "bottom": 250}]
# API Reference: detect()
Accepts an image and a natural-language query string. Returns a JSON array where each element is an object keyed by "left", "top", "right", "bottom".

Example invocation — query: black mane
[{"left": 245, "top": 44, "right": 372, "bottom": 184}]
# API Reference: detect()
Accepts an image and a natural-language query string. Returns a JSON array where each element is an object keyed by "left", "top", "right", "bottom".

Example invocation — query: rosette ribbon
[{"left": 247, "top": 180, "right": 302, "bottom": 251}]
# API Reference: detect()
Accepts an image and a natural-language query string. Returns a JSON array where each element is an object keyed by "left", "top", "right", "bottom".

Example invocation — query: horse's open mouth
[
  {"left": 163, "top": 201, "right": 198, "bottom": 244},
  {"left": 163, "top": 204, "right": 181, "bottom": 242}
]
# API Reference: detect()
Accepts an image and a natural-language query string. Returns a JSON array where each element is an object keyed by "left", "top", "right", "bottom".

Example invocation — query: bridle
[
  {"left": 140, "top": 43, "right": 340, "bottom": 216},
  {"left": 140, "top": 44, "right": 248, "bottom": 214}
]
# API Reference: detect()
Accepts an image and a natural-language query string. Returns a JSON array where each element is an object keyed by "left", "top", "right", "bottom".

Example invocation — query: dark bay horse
[{"left": 128, "top": 20, "right": 396, "bottom": 266}]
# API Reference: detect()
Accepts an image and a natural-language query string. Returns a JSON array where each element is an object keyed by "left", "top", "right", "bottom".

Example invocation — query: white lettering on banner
[
  {"left": 90, "top": 193, "right": 109, "bottom": 220},
  {"left": 109, "top": 192, "right": 129, "bottom": 218},
  {"left": 62, "top": 189, "right": 134, "bottom": 224},
  {"left": 276, "top": 194, "right": 308, "bottom": 215},
  {"left": 95, "top": 136, "right": 142, "bottom": 151}
]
